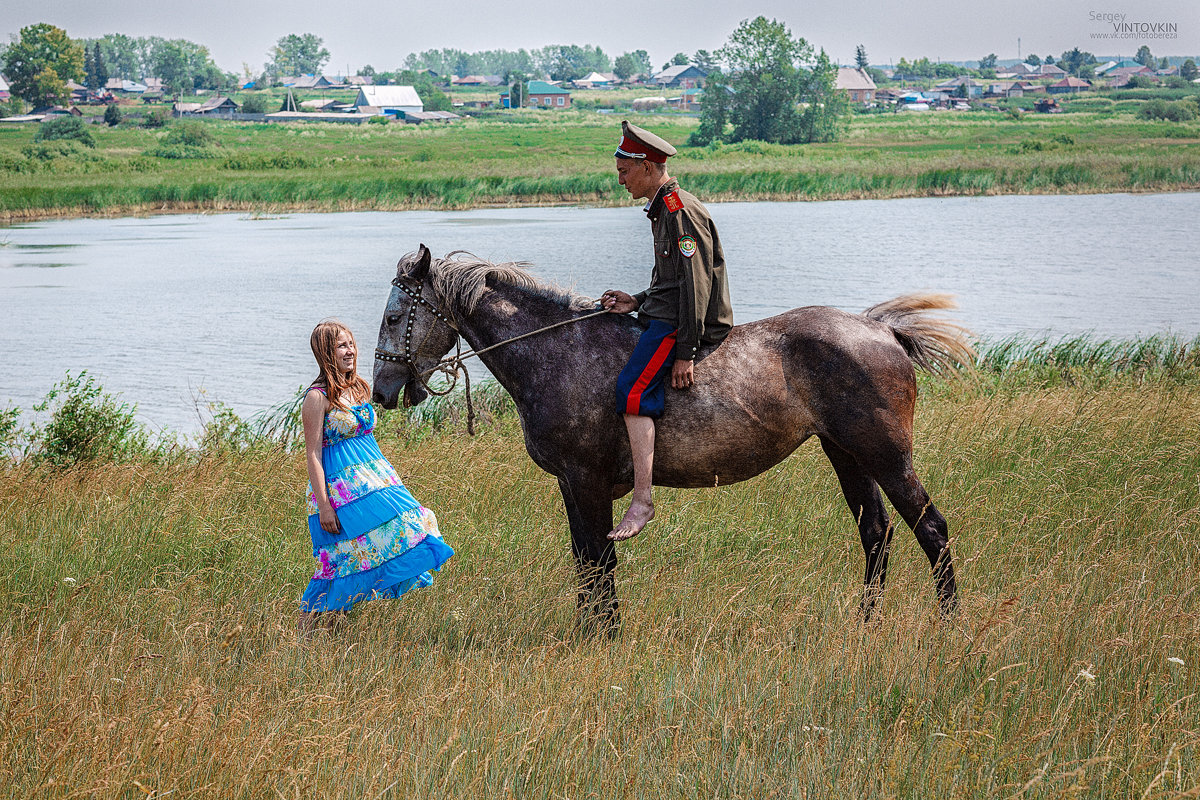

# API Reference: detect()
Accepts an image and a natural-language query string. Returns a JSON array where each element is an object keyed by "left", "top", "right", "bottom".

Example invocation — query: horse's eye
[{"left": 387, "top": 315, "right": 402, "bottom": 326}]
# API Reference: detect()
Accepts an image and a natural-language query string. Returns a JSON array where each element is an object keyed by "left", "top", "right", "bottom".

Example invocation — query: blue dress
[{"left": 300, "top": 387, "right": 454, "bottom": 612}]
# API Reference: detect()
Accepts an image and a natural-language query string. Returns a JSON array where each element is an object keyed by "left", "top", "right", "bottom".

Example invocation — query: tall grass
[
  {"left": 2, "top": 351, "right": 1198, "bottom": 797},
  {"left": 2, "top": 109, "right": 1198, "bottom": 219}
]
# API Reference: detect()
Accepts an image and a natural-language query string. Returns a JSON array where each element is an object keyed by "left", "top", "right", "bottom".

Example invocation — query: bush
[
  {"left": 143, "top": 108, "right": 171, "bottom": 128},
  {"left": 162, "top": 121, "right": 219, "bottom": 147},
  {"left": 1138, "top": 98, "right": 1199, "bottom": 122},
  {"left": 368, "top": 114, "right": 390, "bottom": 125},
  {"left": 239, "top": 94, "right": 268, "bottom": 114},
  {"left": 103, "top": 104, "right": 123, "bottom": 126},
  {"left": 31, "top": 372, "right": 151, "bottom": 468},
  {"left": 0, "top": 406, "right": 22, "bottom": 462},
  {"left": 221, "top": 151, "right": 316, "bottom": 170},
  {"left": 33, "top": 116, "right": 95, "bottom": 148},
  {"left": 22, "top": 140, "right": 83, "bottom": 160}
]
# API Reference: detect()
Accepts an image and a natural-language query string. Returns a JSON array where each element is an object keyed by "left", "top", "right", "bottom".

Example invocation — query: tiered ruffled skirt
[{"left": 299, "top": 432, "right": 453, "bottom": 612}]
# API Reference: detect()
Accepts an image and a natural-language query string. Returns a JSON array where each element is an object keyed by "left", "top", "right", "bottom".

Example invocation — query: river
[{"left": 2, "top": 192, "right": 1198, "bottom": 434}]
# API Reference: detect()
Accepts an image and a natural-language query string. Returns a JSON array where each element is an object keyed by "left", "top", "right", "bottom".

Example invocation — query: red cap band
[{"left": 615, "top": 134, "right": 669, "bottom": 163}]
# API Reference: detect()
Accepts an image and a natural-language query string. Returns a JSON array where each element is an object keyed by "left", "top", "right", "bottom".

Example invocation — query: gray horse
[{"left": 372, "top": 245, "right": 974, "bottom": 630}]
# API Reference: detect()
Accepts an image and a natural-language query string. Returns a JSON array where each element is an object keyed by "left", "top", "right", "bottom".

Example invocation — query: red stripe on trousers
[{"left": 625, "top": 331, "right": 677, "bottom": 416}]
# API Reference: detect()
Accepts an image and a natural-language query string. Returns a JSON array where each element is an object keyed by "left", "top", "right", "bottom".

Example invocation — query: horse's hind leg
[
  {"left": 820, "top": 437, "right": 894, "bottom": 620},
  {"left": 872, "top": 461, "right": 958, "bottom": 616}
]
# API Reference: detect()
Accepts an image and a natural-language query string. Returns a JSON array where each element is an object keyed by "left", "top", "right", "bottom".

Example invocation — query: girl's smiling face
[{"left": 334, "top": 330, "right": 357, "bottom": 375}]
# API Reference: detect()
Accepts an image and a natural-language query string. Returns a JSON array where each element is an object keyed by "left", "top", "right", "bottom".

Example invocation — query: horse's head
[{"left": 372, "top": 244, "right": 461, "bottom": 409}]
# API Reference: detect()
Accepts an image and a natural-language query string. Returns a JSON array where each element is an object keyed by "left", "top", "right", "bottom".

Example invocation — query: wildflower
[
  {"left": 1077, "top": 668, "right": 1096, "bottom": 683},
  {"left": 1168, "top": 657, "right": 1185, "bottom": 666},
  {"left": 62, "top": 577, "right": 77, "bottom": 585},
  {"left": 611, "top": 686, "right": 623, "bottom": 691}
]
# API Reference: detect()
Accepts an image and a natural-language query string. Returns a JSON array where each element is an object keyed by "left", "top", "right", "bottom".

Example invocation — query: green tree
[
  {"left": 507, "top": 74, "right": 526, "bottom": 107},
  {"left": 671, "top": 52, "right": 689, "bottom": 66},
  {"left": 693, "top": 49, "right": 718, "bottom": 72},
  {"left": 1, "top": 23, "right": 85, "bottom": 106},
  {"left": 1181, "top": 59, "right": 1198, "bottom": 81},
  {"left": 103, "top": 103, "right": 122, "bottom": 126},
  {"left": 1045, "top": 54, "right": 1054, "bottom": 64},
  {"left": 689, "top": 72, "right": 730, "bottom": 145},
  {"left": 695, "top": 16, "right": 845, "bottom": 146},
  {"left": 1135, "top": 45, "right": 1155, "bottom": 68},
  {"left": 535, "top": 44, "right": 610, "bottom": 81},
  {"left": 978, "top": 53, "right": 998, "bottom": 78},
  {"left": 1025, "top": 54, "right": 1042, "bottom": 66},
  {"left": 268, "top": 33, "right": 330, "bottom": 77},
  {"left": 855, "top": 44, "right": 869, "bottom": 70},
  {"left": 94, "top": 42, "right": 108, "bottom": 87},
  {"left": 614, "top": 50, "right": 651, "bottom": 80},
  {"left": 1058, "top": 47, "right": 1096, "bottom": 77}
]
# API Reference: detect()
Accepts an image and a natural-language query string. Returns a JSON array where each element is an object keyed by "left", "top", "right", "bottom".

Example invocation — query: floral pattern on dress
[
  {"left": 306, "top": 457, "right": 403, "bottom": 513},
  {"left": 311, "top": 506, "right": 441, "bottom": 579},
  {"left": 322, "top": 401, "right": 375, "bottom": 446}
]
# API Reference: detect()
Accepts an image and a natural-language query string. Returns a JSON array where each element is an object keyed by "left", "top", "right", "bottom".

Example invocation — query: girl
[{"left": 298, "top": 320, "right": 453, "bottom": 632}]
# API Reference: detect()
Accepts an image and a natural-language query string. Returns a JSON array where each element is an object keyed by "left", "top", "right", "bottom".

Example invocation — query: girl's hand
[{"left": 318, "top": 505, "right": 340, "bottom": 534}]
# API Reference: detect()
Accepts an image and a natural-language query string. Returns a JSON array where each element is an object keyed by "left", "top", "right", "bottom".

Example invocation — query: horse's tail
[{"left": 863, "top": 293, "right": 976, "bottom": 374}]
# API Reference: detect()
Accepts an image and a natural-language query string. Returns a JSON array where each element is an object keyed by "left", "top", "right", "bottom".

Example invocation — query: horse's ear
[{"left": 411, "top": 244, "right": 431, "bottom": 280}]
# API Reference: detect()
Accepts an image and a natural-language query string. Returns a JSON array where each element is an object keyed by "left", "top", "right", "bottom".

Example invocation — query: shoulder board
[{"left": 663, "top": 191, "right": 683, "bottom": 213}]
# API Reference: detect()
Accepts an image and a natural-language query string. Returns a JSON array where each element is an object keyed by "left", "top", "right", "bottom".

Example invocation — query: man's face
[{"left": 615, "top": 158, "right": 655, "bottom": 200}]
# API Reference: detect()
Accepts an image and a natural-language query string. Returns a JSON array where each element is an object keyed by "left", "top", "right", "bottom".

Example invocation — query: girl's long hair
[{"left": 309, "top": 319, "right": 371, "bottom": 411}]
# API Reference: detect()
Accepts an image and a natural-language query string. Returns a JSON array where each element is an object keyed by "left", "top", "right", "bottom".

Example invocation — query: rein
[{"left": 374, "top": 276, "right": 609, "bottom": 435}]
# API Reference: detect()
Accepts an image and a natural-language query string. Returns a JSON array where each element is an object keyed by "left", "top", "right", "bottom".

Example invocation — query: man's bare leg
[{"left": 609, "top": 414, "right": 655, "bottom": 541}]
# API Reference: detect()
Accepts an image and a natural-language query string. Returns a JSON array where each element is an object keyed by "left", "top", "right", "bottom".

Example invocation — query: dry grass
[{"left": 2, "top": 377, "right": 1198, "bottom": 798}]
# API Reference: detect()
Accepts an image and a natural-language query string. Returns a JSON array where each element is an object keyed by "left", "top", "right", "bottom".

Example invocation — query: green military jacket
[{"left": 633, "top": 179, "right": 733, "bottom": 361}]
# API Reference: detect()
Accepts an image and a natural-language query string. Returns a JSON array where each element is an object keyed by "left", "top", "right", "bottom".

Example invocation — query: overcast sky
[{"left": 3, "top": 0, "right": 1197, "bottom": 73}]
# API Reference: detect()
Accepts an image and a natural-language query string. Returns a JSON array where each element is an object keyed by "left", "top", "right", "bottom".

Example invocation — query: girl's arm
[{"left": 302, "top": 389, "right": 339, "bottom": 534}]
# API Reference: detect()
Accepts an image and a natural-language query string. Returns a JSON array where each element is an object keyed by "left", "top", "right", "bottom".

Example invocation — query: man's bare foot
[{"left": 608, "top": 497, "right": 654, "bottom": 541}]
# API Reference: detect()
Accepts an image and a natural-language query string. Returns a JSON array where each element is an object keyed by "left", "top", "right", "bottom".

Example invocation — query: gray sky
[{"left": 4, "top": 0, "right": 1197, "bottom": 74}]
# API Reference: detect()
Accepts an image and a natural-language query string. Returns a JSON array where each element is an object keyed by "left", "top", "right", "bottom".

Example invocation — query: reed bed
[
  {"left": 2, "top": 110, "right": 1198, "bottom": 220},
  {"left": 2, "top": 354, "right": 1198, "bottom": 798}
]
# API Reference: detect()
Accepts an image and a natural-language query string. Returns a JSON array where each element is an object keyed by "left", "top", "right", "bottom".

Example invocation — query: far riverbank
[{"left": 2, "top": 110, "right": 1199, "bottom": 223}]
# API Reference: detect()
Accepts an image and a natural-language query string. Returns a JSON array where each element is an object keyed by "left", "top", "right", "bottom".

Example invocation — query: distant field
[
  {"left": 1, "top": 101, "right": 1199, "bottom": 221},
  {"left": 2, "top": 350, "right": 1199, "bottom": 798}
]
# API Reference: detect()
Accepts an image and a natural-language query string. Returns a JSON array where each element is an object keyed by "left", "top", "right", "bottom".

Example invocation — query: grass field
[
  {"left": 2, "top": 348, "right": 1199, "bottom": 798},
  {"left": 2, "top": 103, "right": 1199, "bottom": 221}
]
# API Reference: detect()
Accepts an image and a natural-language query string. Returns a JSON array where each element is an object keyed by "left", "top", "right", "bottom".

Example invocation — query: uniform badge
[
  {"left": 678, "top": 236, "right": 697, "bottom": 258},
  {"left": 663, "top": 191, "right": 683, "bottom": 213}
]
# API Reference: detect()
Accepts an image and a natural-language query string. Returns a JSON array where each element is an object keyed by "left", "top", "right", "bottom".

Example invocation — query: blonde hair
[{"left": 309, "top": 319, "right": 371, "bottom": 411}]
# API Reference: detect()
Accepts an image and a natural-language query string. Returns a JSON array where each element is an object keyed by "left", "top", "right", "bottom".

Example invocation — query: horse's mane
[{"left": 403, "top": 250, "right": 593, "bottom": 317}]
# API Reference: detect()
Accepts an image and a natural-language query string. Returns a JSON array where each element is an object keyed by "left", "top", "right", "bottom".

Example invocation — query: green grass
[
  {"left": 2, "top": 105, "right": 1198, "bottom": 220},
  {"left": 1, "top": 352, "right": 1199, "bottom": 797}
]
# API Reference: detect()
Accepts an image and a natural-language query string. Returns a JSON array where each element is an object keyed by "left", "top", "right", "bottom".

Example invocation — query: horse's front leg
[{"left": 557, "top": 475, "right": 619, "bottom": 636}]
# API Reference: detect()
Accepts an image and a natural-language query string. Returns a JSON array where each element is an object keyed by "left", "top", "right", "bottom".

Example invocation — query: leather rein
[{"left": 374, "top": 275, "right": 609, "bottom": 435}]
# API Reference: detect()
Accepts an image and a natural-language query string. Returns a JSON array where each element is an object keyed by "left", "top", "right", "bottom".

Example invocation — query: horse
[{"left": 372, "top": 245, "right": 974, "bottom": 631}]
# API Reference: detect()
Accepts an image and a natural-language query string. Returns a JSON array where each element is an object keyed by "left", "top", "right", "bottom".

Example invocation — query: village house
[
  {"left": 936, "top": 76, "right": 984, "bottom": 98},
  {"left": 0, "top": 74, "right": 9, "bottom": 100},
  {"left": 174, "top": 96, "right": 239, "bottom": 117},
  {"left": 835, "top": 67, "right": 877, "bottom": 103},
  {"left": 1048, "top": 76, "right": 1091, "bottom": 94},
  {"left": 526, "top": 80, "right": 571, "bottom": 108},
  {"left": 353, "top": 85, "right": 423, "bottom": 116},
  {"left": 651, "top": 64, "right": 707, "bottom": 89}
]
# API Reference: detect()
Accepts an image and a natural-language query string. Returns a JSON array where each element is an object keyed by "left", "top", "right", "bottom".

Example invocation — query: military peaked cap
[{"left": 614, "top": 120, "right": 677, "bottom": 163}]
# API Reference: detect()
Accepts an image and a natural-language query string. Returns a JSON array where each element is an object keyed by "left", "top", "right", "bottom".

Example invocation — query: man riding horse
[{"left": 601, "top": 121, "right": 733, "bottom": 542}]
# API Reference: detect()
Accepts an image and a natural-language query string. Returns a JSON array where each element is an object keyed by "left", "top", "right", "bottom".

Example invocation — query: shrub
[
  {"left": 162, "top": 121, "right": 219, "bottom": 147},
  {"left": 142, "top": 108, "right": 171, "bottom": 128},
  {"left": 1138, "top": 98, "right": 1198, "bottom": 122},
  {"left": 368, "top": 114, "right": 390, "bottom": 125},
  {"left": 103, "top": 104, "right": 123, "bottom": 126},
  {"left": 33, "top": 116, "right": 95, "bottom": 148},
  {"left": 239, "top": 94, "right": 268, "bottom": 114},
  {"left": 221, "top": 151, "right": 316, "bottom": 170},
  {"left": 22, "top": 140, "right": 83, "bottom": 160},
  {"left": 31, "top": 371, "right": 151, "bottom": 468},
  {"left": 0, "top": 406, "right": 22, "bottom": 462}
]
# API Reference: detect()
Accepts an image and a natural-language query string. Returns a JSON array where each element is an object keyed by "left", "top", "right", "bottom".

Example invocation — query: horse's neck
[{"left": 456, "top": 283, "right": 578, "bottom": 394}]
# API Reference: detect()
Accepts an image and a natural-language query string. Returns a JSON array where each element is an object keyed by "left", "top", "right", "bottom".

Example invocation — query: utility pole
[{"left": 1018, "top": 37, "right": 1022, "bottom": 61}]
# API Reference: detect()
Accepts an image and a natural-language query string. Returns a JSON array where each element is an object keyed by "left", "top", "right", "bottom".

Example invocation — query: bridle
[{"left": 374, "top": 273, "right": 610, "bottom": 434}]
